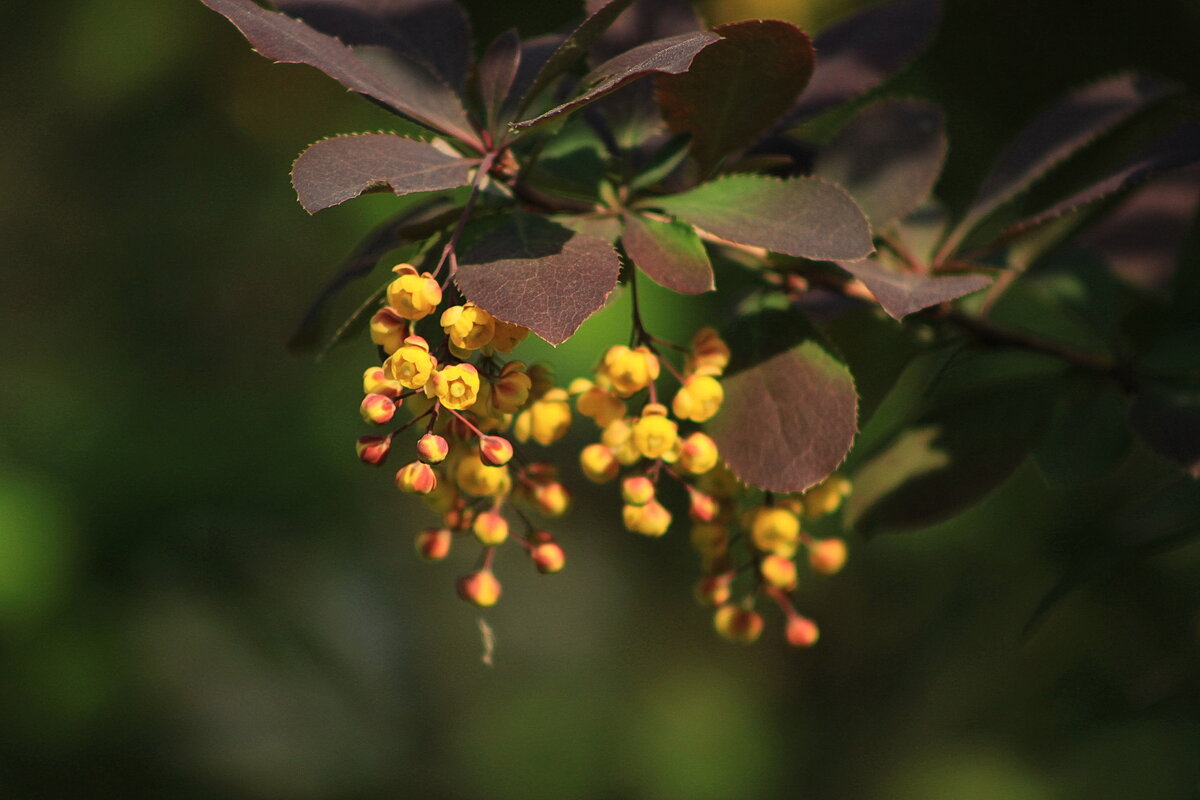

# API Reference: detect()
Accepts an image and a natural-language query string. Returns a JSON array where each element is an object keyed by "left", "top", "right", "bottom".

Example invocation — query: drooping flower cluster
[
  {"left": 572, "top": 327, "right": 854, "bottom": 647},
  {"left": 355, "top": 264, "right": 572, "bottom": 606}
]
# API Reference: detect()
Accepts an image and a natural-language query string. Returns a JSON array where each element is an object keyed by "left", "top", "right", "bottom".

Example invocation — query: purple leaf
[
  {"left": 656, "top": 20, "right": 814, "bottom": 174},
  {"left": 585, "top": 0, "right": 703, "bottom": 63},
  {"left": 788, "top": 0, "right": 941, "bottom": 123},
  {"left": 708, "top": 310, "right": 858, "bottom": 493},
  {"left": 1004, "top": 123, "right": 1200, "bottom": 237},
  {"left": 512, "top": 31, "right": 721, "bottom": 131},
  {"left": 943, "top": 72, "right": 1180, "bottom": 253},
  {"left": 455, "top": 214, "right": 622, "bottom": 345},
  {"left": 836, "top": 258, "right": 991, "bottom": 319},
  {"left": 288, "top": 197, "right": 462, "bottom": 352},
  {"left": 477, "top": 29, "right": 521, "bottom": 135},
  {"left": 514, "top": 0, "right": 638, "bottom": 121},
  {"left": 1131, "top": 385, "right": 1200, "bottom": 478},
  {"left": 272, "top": 0, "right": 472, "bottom": 91},
  {"left": 199, "top": 0, "right": 477, "bottom": 143},
  {"left": 499, "top": 33, "right": 566, "bottom": 128},
  {"left": 291, "top": 134, "right": 476, "bottom": 213},
  {"left": 649, "top": 175, "right": 873, "bottom": 261},
  {"left": 814, "top": 98, "right": 947, "bottom": 230},
  {"left": 621, "top": 212, "right": 714, "bottom": 294}
]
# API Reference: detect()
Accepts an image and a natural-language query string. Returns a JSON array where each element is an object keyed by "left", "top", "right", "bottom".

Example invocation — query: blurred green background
[{"left": 2, "top": 0, "right": 1198, "bottom": 797}]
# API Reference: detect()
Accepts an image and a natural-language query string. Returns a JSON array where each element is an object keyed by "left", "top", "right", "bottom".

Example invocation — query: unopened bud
[
  {"left": 694, "top": 573, "right": 733, "bottom": 607},
  {"left": 396, "top": 461, "right": 437, "bottom": 494},
  {"left": 479, "top": 435, "right": 514, "bottom": 467},
  {"left": 533, "top": 482, "right": 570, "bottom": 517},
  {"left": 355, "top": 435, "right": 391, "bottom": 466},
  {"left": 621, "top": 475, "right": 656, "bottom": 505},
  {"left": 714, "top": 605, "right": 763, "bottom": 644},
  {"left": 415, "top": 527, "right": 452, "bottom": 561},
  {"left": 807, "top": 537, "right": 848, "bottom": 575},
  {"left": 760, "top": 554, "right": 799, "bottom": 591},
  {"left": 360, "top": 393, "right": 396, "bottom": 425},
  {"left": 416, "top": 433, "right": 450, "bottom": 464},
  {"left": 531, "top": 542, "right": 565, "bottom": 574},
  {"left": 472, "top": 510, "right": 509, "bottom": 546},
  {"left": 785, "top": 614, "right": 820, "bottom": 647},
  {"left": 457, "top": 569, "right": 501, "bottom": 607},
  {"left": 579, "top": 443, "right": 619, "bottom": 483},
  {"left": 688, "top": 488, "right": 718, "bottom": 522}
]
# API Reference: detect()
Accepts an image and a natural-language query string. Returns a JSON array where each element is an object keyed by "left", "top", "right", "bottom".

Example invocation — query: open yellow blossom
[
  {"left": 672, "top": 374, "right": 724, "bottom": 422},
  {"left": 455, "top": 449, "right": 511, "bottom": 497},
  {"left": 577, "top": 383, "right": 626, "bottom": 427},
  {"left": 600, "top": 345, "right": 660, "bottom": 397},
  {"left": 369, "top": 307, "right": 410, "bottom": 354},
  {"left": 384, "top": 335, "right": 437, "bottom": 390},
  {"left": 632, "top": 404, "right": 678, "bottom": 459},
  {"left": 429, "top": 363, "right": 480, "bottom": 410},
  {"left": 579, "top": 444, "right": 619, "bottom": 483},
  {"left": 441, "top": 302, "right": 495, "bottom": 351},
  {"left": 488, "top": 319, "right": 529, "bottom": 354},
  {"left": 491, "top": 361, "right": 532, "bottom": 414},
  {"left": 623, "top": 500, "right": 671, "bottom": 537},
  {"left": 514, "top": 388, "right": 571, "bottom": 446},
  {"left": 679, "top": 432, "right": 719, "bottom": 474},
  {"left": 386, "top": 264, "right": 442, "bottom": 320},
  {"left": 363, "top": 366, "right": 403, "bottom": 397},
  {"left": 749, "top": 507, "right": 801, "bottom": 556}
]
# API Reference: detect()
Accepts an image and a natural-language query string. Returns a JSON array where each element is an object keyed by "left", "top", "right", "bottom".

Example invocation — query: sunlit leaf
[
  {"left": 649, "top": 175, "right": 873, "bottom": 261},
  {"left": 657, "top": 20, "right": 813, "bottom": 174},
  {"left": 456, "top": 213, "right": 621, "bottom": 345},
  {"left": 290, "top": 134, "right": 476, "bottom": 213},
  {"left": 621, "top": 212, "right": 713, "bottom": 294},
  {"left": 836, "top": 258, "right": 991, "bottom": 319},
  {"left": 814, "top": 98, "right": 947, "bottom": 230}
]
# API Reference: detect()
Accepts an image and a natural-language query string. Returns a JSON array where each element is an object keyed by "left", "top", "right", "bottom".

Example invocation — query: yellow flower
[
  {"left": 749, "top": 507, "right": 801, "bottom": 556},
  {"left": 632, "top": 404, "right": 678, "bottom": 459},
  {"left": 679, "top": 432, "right": 719, "bottom": 475},
  {"left": 362, "top": 366, "right": 403, "bottom": 397},
  {"left": 384, "top": 335, "right": 437, "bottom": 390},
  {"left": 513, "top": 388, "right": 571, "bottom": 446},
  {"left": 621, "top": 475, "right": 655, "bottom": 505},
  {"left": 622, "top": 500, "right": 671, "bottom": 537},
  {"left": 579, "top": 444, "right": 619, "bottom": 483},
  {"left": 457, "top": 570, "right": 501, "bottom": 607},
  {"left": 576, "top": 384, "right": 626, "bottom": 427},
  {"left": 441, "top": 302, "right": 495, "bottom": 351},
  {"left": 386, "top": 264, "right": 442, "bottom": 321},
  {"left": 454, "top": 449, "right": 511, "bottom": 497},
  {"left": 672, "top": 374, "right": 724, "bottom": 422},
  {"left": 714, "top": 605, "right": 762, "bottom": 644},
  {"left": 488, "top": 319, "right": 529, "bottom": 354},
  {"left": 490, "top": 361, "right": 532, "bottom": 414},
  {"left": 601, "top": 418, "right": 640, "bottom": 465},
  {"left": 803, "top": 476, "right": 852, "bottom": 518},
  {"left": 395, "top": 461, "right": 437, "bottom": 494},
  {"left": 369, "top": 307, "right": 410, "bottom": 354},
  {"left": 688, "top": 327, "right": 730, "bottom": 376},
  {"left": 600, "top": 345, "right": 660, "bottom": 397},
  {"left": 473, "top": 511, "right": 509, "bottom": 546},
  {"left": 429, "top": 363, "right": 480, "bottom": 410},
  {"left": 760, "top": 554, "right": 798, "bottom": 591}
]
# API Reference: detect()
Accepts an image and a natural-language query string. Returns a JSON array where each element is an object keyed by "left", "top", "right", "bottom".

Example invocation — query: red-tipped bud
[
  {"left": 621, "top": 475, "right": 656, "bottom": 505},
  {"left": 807, "top": 537, "right": 848, "bottom": 575},
  {"left": 531, "top": 542, "right": 565, "bottom": 574},
  {"left": 533, "top": 482, "right": 571, "bottom": 517},
  {"left": 694, "top": 573, "right": 733, "bottom": 607},
  {"left": 479, "top": 435, "right": 514, "bottom": 467},
  {"left": 785, "top": 614, "right": 820, "bottom": 647},
  {"left": 415, "top": 527, "right": 452, "bottom": 561},
  {"left": 416, "top": 433, "right": 450, "bottom": 464},
  {"left": 355, "top": 435, "right": 391, "bottom": 466},
  {"left": 714, "top": 605, "right": 764, "bottom": 644},
  {"left": 688, "top": 488, "right": 718, "bottom": 522},
  {"left": 472, "top": 510, "right": 509, "bottom": 546},
  {"left": 760, "top": 554, "right": 799, "bottom": 591},
  {"left": 396, "top": 461, "right": 437, "bottom": 494},
  {"left": 457, "top": 569, "right": 501, "bottom": 607},
  {"left": 360, "top": 393, "right": 396, "bottom": 425}
]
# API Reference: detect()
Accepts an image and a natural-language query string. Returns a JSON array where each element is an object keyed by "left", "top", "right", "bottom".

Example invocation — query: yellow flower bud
[
  {"left": 688, "top": 487, "right": 718, "bottom": 521},
  {"left": 479, "top": 435, "right": 514, "bottom": 467},
  {"left": 429, "top": 363, "right": 481, "bottom": 410},
  {"left": 360, "top": 393, "right": 396, "bottom": 425},
  {"left": 362, "top": 366, "right": 403, "bottom": 397},
  {"left": 473, "top": 510, "right": 509, "bottom": 546},
  {"left": 679, "top": 432, "right": 719, "bottom": 475},
  {"left": 621, "top": 475, "right": 656, "bottom": 505},
  {"left": 457, "top": 569, "right": 501, "bottom": 607},
  {"left": 395, "top": 461, "right": 437, "bottom": 494},
  {"left": 490, "top": 361, "right": 532, "bottom": 414},
  {"left": 688, "top": 327, "right": 730, "bottom": 376},
  {"left": 632, "top": 404, "right": 678, "bottom": 459},
  {"left": 600, "top": 345, "right": 660, "bottom": 397},
  {"left": 384, "top": 335, "right": 437, "bottom": 390},
  {"left": 622, "top": 499, "right": 671, "bottom": 537},
  {"left": 440, "top": 302, "right": 495, "bottom": 351},
  {"left": 760, "top": 554, "right": 799, "bottom": 591},
  {"left": 807, "top": 537, "right": 848, "bottom": 575},
  {"left": 355, "top": 435, "right": 391, "bottom": 466},
  {"left": 694, "top": 573, "right": 733, "bottom": 607},
  {"left": 369, "top": 307, "right": 410, "bottom": 354},
  {"left": 803, "top": 478, "right": 851, "bottom": 519},
  {"left": 672, "top": 374, "right": 724, "bottom": 422},
  {"left": 714, "top": 605, "right": 763, "bottom": 644},
  {"left": 532, "top": 482, "right": 571, "bottom": 517},
  {"left": 454, "top": 449, "right": 511, "bottom": 497},
  {"left": 415, "top": 528, "right": 452, "bottom": 561},
  {"left": 416, "top": 433, "right": 449, "bottom": 464},
  {"left": 749, "top": 507, "right": 801, "bottom": 555},
  {"left": 785, "top": 615, "right": 820, "bottom": 647},
  {"left": 579, "top": 444, "right": 619, "bottom": 483},
  {"left": 513, "top": 388, "right": 571, "bottom": 446},
  {"left": 577, "top": 385, "right": 627, "bottom": 427},
  {"left": 531, "top": 541, "right": 565, "bottom": 574},
  {"left": 488, "top": 319, "right": 529, "bottom": 354},
  {"left": 386, "top": 264, "right": 442, "bottom": 320}
]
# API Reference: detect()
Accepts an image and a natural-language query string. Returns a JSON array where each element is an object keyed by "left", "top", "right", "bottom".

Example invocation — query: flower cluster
[
  {"left": 355, "top": 264, "right": 571, "bottom": 607},
  {"left": 573, "top": 327, "right": 853, "bottom": 647}
]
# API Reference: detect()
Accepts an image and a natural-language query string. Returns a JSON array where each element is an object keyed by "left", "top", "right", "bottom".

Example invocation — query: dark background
[{"left": 1, "top": 0, "right": 1198, "bottom": 797}]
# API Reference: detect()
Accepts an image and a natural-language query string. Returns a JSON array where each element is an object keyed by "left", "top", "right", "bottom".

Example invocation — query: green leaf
[
  {"left": 708, "top": 309, "right": 858, "bottom": 493},
  {"left": 656, "top": 19, "right": 814, "bottom": 174},
  {"left": 290, "top": 134, "right": 476, "bottom": 213},
  {"left": 620, "top": 213, "right": 713, "bottom": 294},
  {"left": 455, "top": 213, "right": 621, "bottom": 345},
  {"left": 1131, "top": 382, "right": 1200, "bottom": 477},
  {"left": 814, "top": 98, "right": 947, "bottom": 230},
  {"left": 1032, "top": 376, "right": 1131, "bottom": 485},
  {"left": 648, "top": 175, "right": 873, "bottom": 261}
]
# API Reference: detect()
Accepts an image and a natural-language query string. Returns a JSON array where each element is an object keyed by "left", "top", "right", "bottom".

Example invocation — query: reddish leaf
[
  {"left": 943, "top": 72, "right": 1180, "bottom": 253},
  {"left": 455, "top": 214, "right": 621, "bottom": 345},
  {"left": 1131, "top": 385, "right": 1200, "bottom": 478},
  {"left": 477, "top": 29, "right": 521, "bottom": 135},
  {"left": 199, "top": 0, "right": 476, "bottom": 143},
  {"left": 814, "top": 99, "right": 947, "bottom": 229},
  {"left": 621, "top": 212, "right": 713, "bottom": 294},
  {"left": 708, "top": 310, "right": 858, "bottom": 493},
  {"left": 585, "top": 0, "right": 703, "bottom": 63},
  {"left": 656, "top": 20, "right": 814, "bottom": 174},
  {"left": 1004, "top": 123, "right": 1200, "bottom": 238},
  {"left": 512, "top": 31, "right": 721, "bottom": 131},
  {"left": 291, "top": 134, "right": 476, "bottom": 213},
  {"left": 272, "top": 0, "right": 472, "bottom": 91},
  {"left": 648, "top": 175, "right": 873, "bottom": 261},
  {"left": 788, "top": 0, "right": 941, "bottom": 123},
  {"left": 514, "top": 0, "right": 638, "bottom": 121},
  {"left": 836, "top": 258, "right": 991, "bottom": 319}
]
